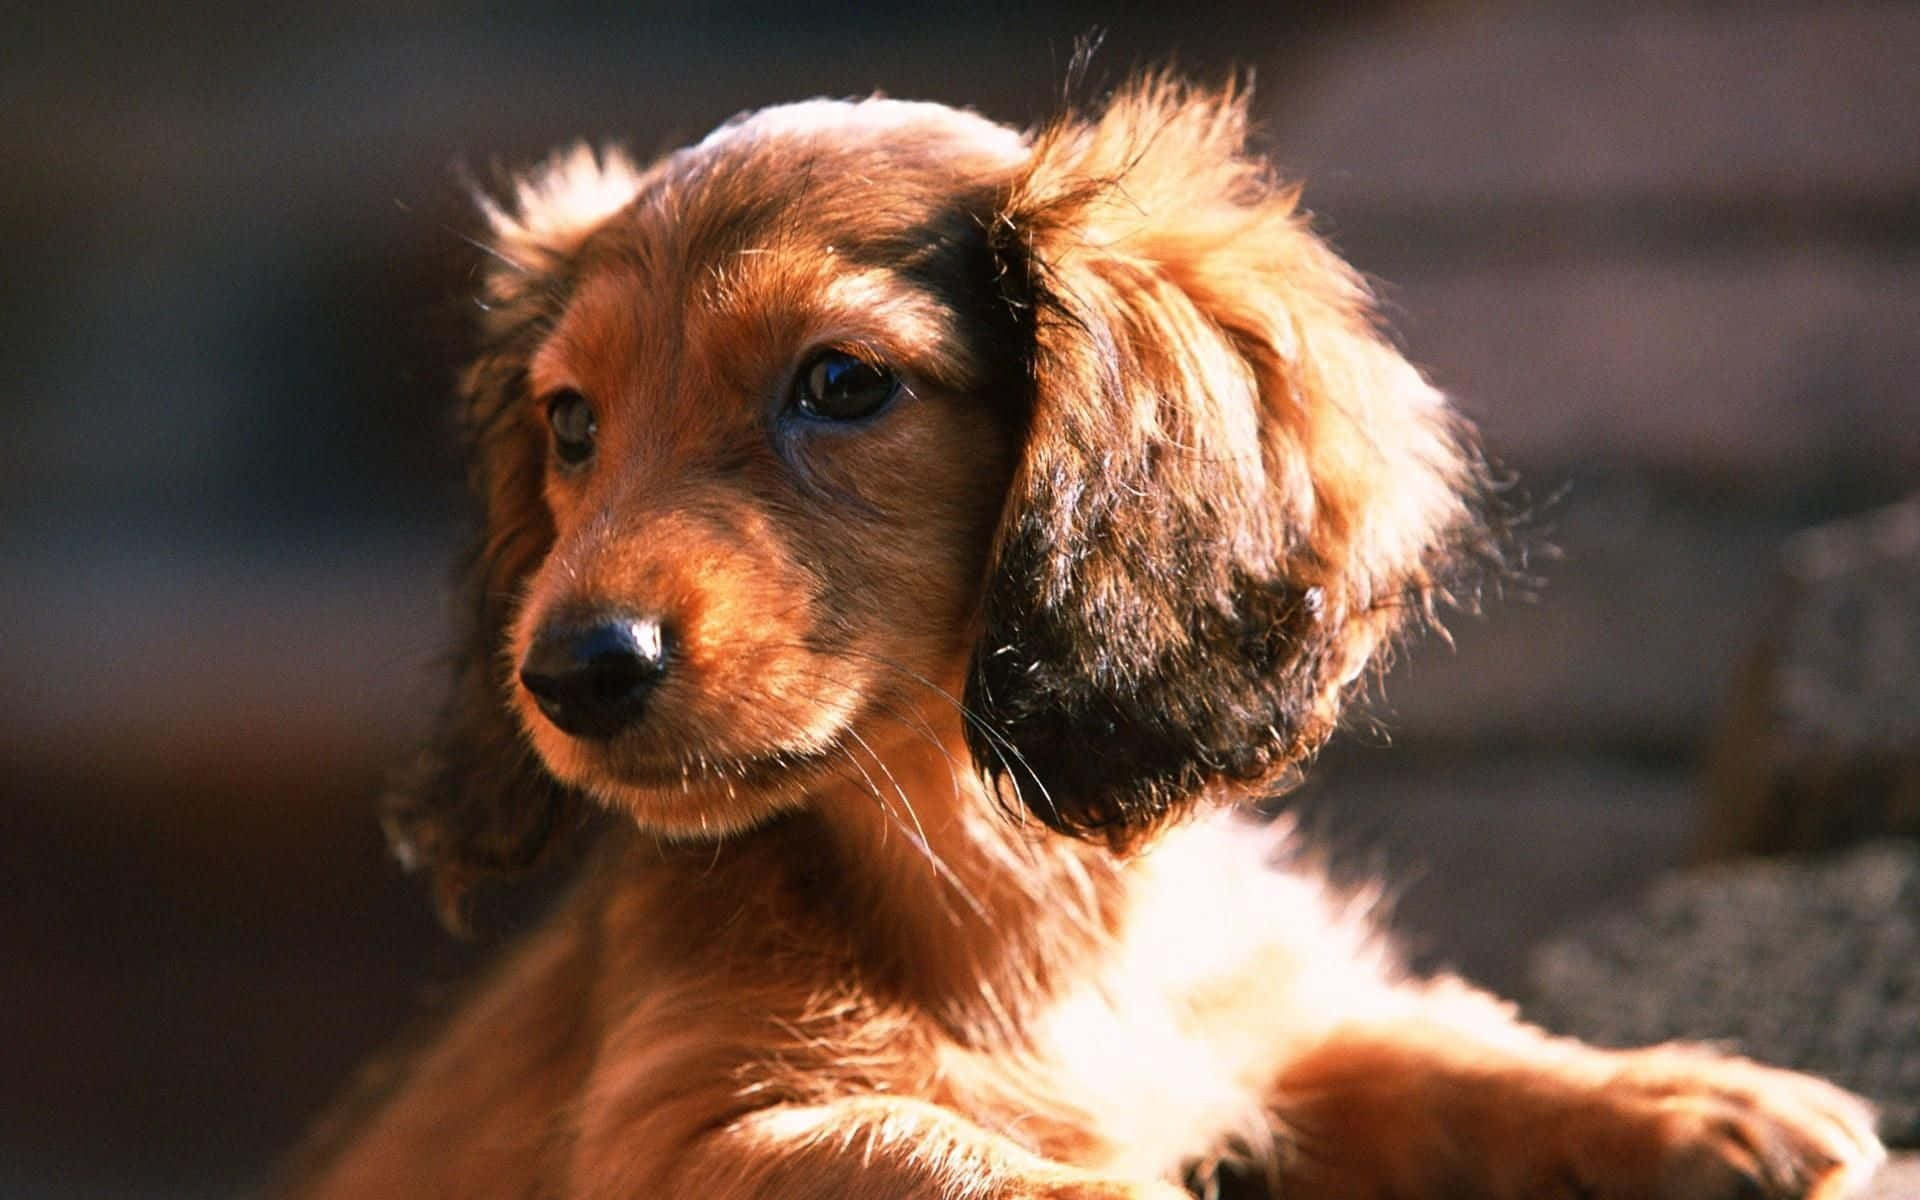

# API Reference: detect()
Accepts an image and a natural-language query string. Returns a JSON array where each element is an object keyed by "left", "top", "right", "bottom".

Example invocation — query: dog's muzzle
[{"left": 519, "top": 613, "right": 671, "bottom": 740}]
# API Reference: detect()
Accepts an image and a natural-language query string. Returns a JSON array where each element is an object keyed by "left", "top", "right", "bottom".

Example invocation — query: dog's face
[
  {"left": 389, "top": 82, "right": 1488, "bottom": 896},
  {"left": 503, "top": 105, "right": 1028, "bottom": 836}
]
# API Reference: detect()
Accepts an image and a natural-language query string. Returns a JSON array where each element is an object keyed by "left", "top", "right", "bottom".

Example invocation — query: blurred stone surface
[
  {"left": 1702, "top": 495, "right": 1920, "bottom": 857},
  {"left": 1529, "top": 842, "right": 1920, "bottom": 1147}
]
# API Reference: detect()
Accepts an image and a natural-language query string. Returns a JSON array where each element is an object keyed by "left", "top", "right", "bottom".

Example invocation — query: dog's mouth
[
  {"left": 599, "top": 740, "right": 847, "bottom": 791},
  {"left": 551, "top": 730, "right": 861, "bottom": 839}
]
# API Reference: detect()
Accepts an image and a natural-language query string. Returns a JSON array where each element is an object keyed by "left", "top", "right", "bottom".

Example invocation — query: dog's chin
[{"left": 531, "top": 728, "right": 843, "bottom": 841}]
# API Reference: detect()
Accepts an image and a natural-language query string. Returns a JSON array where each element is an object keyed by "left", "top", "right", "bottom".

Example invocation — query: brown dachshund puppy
[{"left": 290, "top": 80, "right": 1883, "bottom": 1198}]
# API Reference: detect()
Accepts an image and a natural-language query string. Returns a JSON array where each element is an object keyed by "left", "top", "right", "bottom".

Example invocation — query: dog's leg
[
  {"left": 654, "top": 1095, "right": 1188, "bottom": 1200},
  {"left": 1266, "top": 977, "right": 1883, "bottom": 1199}
]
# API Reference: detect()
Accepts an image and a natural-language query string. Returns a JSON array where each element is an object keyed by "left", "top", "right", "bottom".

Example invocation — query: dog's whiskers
[
  {"left": 839, "top": 723, "right": 988, "bottom": 927},
  {"left": 826, "top": 645, "right": 1062, "bottom": 830}
]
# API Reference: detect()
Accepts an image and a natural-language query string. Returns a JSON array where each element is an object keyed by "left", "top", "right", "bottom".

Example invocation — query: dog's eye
[
  {"left": 546, "top": 389, "right": 597, "bottom": 466},
  {"left": 791, "top": 351, "right": 897, "bottom": 422}
]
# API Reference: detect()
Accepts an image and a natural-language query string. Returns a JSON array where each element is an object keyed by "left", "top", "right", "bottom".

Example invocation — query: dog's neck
[
  {"left": 799, "top": 715, "right": 1129, "bottom": 1042},
  {"left": 598, "top": 711, "right": 1130, "bottom": 1043}
]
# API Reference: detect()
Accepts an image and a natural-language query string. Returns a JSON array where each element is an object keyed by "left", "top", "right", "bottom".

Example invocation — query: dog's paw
[{"left": 1557, "top": 1049, "right": 1884, "bottom": 1199}]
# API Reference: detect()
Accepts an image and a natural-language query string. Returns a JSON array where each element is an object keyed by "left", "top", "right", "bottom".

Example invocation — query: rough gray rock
[{"left": 1529, "top": 842, "right": 1920, "bottom": 1147}]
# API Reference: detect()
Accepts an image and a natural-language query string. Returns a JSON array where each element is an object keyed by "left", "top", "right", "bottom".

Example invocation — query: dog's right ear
[
  {"left": 383, "top": 146, "right": 648, "bottom": 927},
  {"left": 966, "top": 80, "right": 1487, "bottom": 850}
]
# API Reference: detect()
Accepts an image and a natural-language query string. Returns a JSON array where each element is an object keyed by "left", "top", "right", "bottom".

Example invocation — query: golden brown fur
[{"left": 289, "top": 80, "right": 1883, "bottom": 1198}]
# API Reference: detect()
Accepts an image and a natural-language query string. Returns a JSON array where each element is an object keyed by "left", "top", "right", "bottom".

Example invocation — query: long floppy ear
[
  {"left": 383, "top": 146, "right": 649, "bottom": 924},
  {"left": 967, "top": 79, "right": 1489, "bottom": 847}
]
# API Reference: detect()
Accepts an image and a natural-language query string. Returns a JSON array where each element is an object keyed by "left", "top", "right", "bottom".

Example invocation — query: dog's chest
[{"left": 962, "top": 818, "right": 1381, "bottom": 1180}]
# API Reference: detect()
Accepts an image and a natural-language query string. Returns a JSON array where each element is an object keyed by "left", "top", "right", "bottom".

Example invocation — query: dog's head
[{"left": 388, "top": 79, "right": 1489, "bottom": 905}]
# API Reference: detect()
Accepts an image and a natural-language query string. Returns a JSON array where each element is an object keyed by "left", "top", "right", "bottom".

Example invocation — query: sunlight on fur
[{"left": 284, "top": 78, "right": 1883, "bottom": 1199}]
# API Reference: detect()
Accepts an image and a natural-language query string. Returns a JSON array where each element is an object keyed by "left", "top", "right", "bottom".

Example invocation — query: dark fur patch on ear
[{"left": 968, "top": 558, "right": 1341, "bottom": 846}]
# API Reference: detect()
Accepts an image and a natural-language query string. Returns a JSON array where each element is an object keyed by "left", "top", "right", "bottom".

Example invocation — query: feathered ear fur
[
  {"left": 383, "top": 146, "right": 649, "bottom": 924},
  {"left": 967, "top": 79, "right": 1484, "bottom": 847}
]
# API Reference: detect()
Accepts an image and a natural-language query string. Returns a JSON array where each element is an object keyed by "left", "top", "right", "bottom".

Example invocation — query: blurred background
[{"left": 4, "top": 2, "right": 1916, "bottom": 1195}]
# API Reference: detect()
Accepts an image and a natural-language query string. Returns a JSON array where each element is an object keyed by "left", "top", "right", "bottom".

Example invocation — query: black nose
[{"left": 519, "top": 615, "right": 671, "bottom": 740}]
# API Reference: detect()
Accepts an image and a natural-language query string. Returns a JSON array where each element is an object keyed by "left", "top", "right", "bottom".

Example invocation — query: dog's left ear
[
  {"left": 383, "top": 146, "right": 651, "bottom": 925},
  {"left": 967, "top": 78, "right": 1488, "bottom": 847}
]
